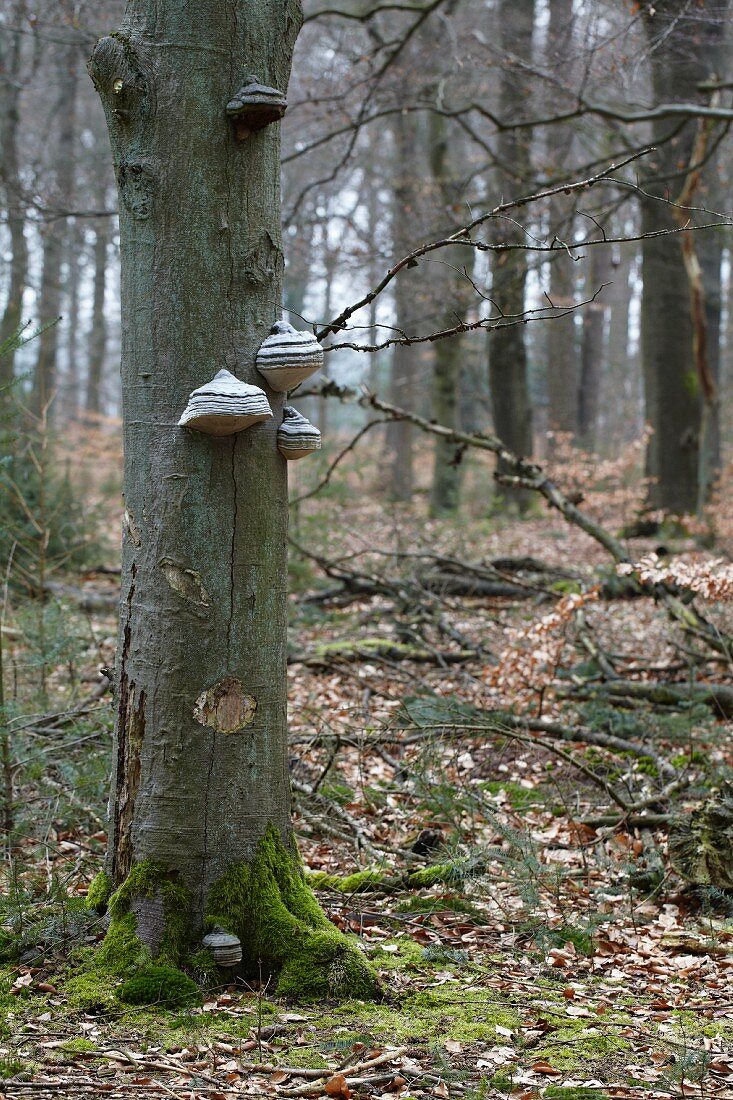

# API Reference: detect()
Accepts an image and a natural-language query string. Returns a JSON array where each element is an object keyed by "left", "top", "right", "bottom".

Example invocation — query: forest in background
[{"left": 1, "top": 0, "right": 733, "bottom": 1098}]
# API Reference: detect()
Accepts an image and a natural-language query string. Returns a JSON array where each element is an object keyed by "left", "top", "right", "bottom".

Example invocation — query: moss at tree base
[
  {"left": 85, "top": 871, "right": 113, "bottom": 914},
  {"left": 206, "top": 825, "right": 381, "bottom": 1001},
  {"left": 71, "top": 826, "right": 379, "bottom": 1008},
  {"left": 118, "top": 965, "right": 200, "bottom": 1008}
]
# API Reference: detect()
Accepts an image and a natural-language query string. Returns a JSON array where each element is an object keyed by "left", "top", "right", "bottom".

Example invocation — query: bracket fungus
[
  {"left": 202, "top": 927, "right": 243, "bottom": 967},
  {"left": 226, "top": 77, "right": 287, "bottom": 141},
  {"left": 178, "top": 369, "right": 272, "bottom": 436},
  {"left": 256, "top": 321, "right": 324, "bottom": 392},
  {"left": 277, "top": 406, "right": 322, "bottom": 460}
]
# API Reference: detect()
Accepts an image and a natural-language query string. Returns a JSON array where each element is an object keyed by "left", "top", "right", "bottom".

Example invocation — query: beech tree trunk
[
  {"left": 578, "top": 241, "right": 613, "bottom": 449},
  {"left": 428, "top": 111, "right": 472, "bottom": 516},
  {"left": 386, "top": 111, "right": 419, "bottom": 502},
  {"left": 89, "top": 0, "right": 375, "bottom": 1001},
  {"left": 0, "top": 2, "right": 28, "bottom": 387},
  {"left": 487, "top": 0, "right": 535, "bottom": 511},
  {"left": 640, "top": 0, "right": 724, "bottom": 513},
  {"left": 32, "top": 44, "right": 77, "bottom": 416},
  {"left": 85, "top": 214, "right": 109, "bottom": 419}
]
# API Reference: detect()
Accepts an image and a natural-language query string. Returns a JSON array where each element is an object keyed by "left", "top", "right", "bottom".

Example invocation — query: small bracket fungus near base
[
  {"left": 202, "top": 927, "right": 243, "bottom": 967},
  {"left": 178, "top": 369, "right": 272, "bottom": 436},
  {"left": 256, "top": 321, "right": 324, "bottom": 392},
  {"left": 277, "top": 406, "right": 322, "bottom": 460},
  {"left": 194, "top": 677, "right": 257, "bottom": 733},
  {"left": 226, "top": 77, "right": 287, "bottom": 141}
]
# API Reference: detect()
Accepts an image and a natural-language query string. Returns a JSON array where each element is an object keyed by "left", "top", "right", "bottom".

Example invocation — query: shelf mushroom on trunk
[
  {"left": 178, "top": 369, "right": 272, "bottom": 436},
  {"left": 226, "top": 77, "right": 287, "bottom": 141},
  {"left": 277, "top": 406, "right": 321, "bottom": 459},
  {"left": 256, "top": 321, "right": 324, "bottom": 392}
]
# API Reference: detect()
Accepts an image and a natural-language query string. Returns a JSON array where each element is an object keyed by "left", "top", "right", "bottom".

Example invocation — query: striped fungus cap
[
  {"left": 256, "top": 321, "right": 324, "bottom": 393},
  {"left": 178, "top": 368, "right": 272, "bottom": 436},
  {"left": 277, "top": 405, "right": 322, "bottom": 460}
]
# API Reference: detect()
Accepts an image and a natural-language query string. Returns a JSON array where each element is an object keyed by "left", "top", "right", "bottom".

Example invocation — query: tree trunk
[
  {"left": 578, "top": 241, "right": 613, "bottom": 449},
  {"left": 0, "top": 2, "right": 29, "bottom": 386},
  {"left": 428, "top": 111, "right": 472, "bottom": 516},
  {"left": 88, "top": 0, "right": 376, "bottom": 1002},
  {"left": 487, "top": 0, "right": 535, "bottom": 511},
  {"left": 85, "top": 212, "right": 109, "bottom": 419},
  {"left": 32, "top": 44, "right": 78, "bottom": 416},
  {"left": 696, "top": 203, "right": 723, "bottom": 511},
  {"left": 386, "top": 111, "right": 419, "bottom": 502},
  {"left": 640, "top": 0, "right": 724, "bottom": 514},
  {"left": 62, "top": 223, "right": 82, "bottom": 419},
  {"left": 544, "top": 0, "right": 578, "bottom": 444}
]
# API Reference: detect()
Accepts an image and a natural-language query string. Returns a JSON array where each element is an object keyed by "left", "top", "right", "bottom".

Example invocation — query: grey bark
[
  {"left": 487, "top": 0, "right": 535, "bottom": 511},
  {"left": 32, "top": 44, "right": 78, "bottom": 416},
  {"left": 697, "top": 213, "right": 723, "bottom": 509},
  {"left": 545, "top": 0, "right": 578, "bottom": 443},
  {"left": 428, "top": 111, "right": 472, "bottom": 516},
  {"left": 386, "top": 111, "right": 419, "bottom": 502},
  {"left": 640, "top": 0, "right": 724, "bottom": 513},
  {"left": 0, "top": 2, "right": 29, "bottom": 385},
  {"left": 85, "top": 214, "right": 109, "bottom": 418},
  {"left": 62, "top": 223, "right": 82, "bottom": 418},
  {"left": 89, "top": 0, "right": 301, "bottom": 926},
  {"left": 578, "top": 242, "right": 614, "bottom": 449}
]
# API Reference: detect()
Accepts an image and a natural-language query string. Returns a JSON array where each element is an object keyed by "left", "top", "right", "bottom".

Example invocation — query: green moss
[
  {"left": 96, "top": 912, "right": 148, "bottom": 974},
  {"left": 188, "top": 947, "right": 217, "bottom": 986},
  {"left": 545, "top": 1090, "right": 611, "bottom": 1100},
  {"left": 406, "top": 862, "right": 467, "bottom": 888},
  {"left": 61, "top": 1038, "right": 97, "bottom": 1054},
  {"left": 62, "top": 969, "right": 117, "bottom": 1012},
  {"left": 61, "top": 909, "right": 148, "bottom": 1011},
  {"left": 395, "top": 894, "right": 485, "bottom": 919},
  {"left": 118, "top": 965, "right": 200, "bottom": 1009},
  {"left": 206, "top": 825, "right": 379, "bottom": 1001},
  {"left": 108, "top": 860, "right": 190, "bottom": 965},
  {"left": 533, "top": 1026, "right": 629, "bottom": 1069},
  {"left": 372, "top": 939, "right": 429, "bottom": 971},
  {"left": 86, "top": 871, "right": 113, "bottom": 914},
  {"left": 306, "top": 869, "right": 387, "bottom": 893},
  {"left": 317, "top": 989, "right": 519, "bottom": 1043},
  {"left": 0, "top": 1057, "right": 29, "bottom": 1079},
  {"left": 277, "top": 1048, "right": 330, "bottom": 1070}
]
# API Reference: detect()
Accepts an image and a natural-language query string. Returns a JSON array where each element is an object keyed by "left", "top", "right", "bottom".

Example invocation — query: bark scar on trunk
[
  {"left": 113, "top": 565, "right": 145, "bottom": 883},
  {"left": 193, "top": 677, "right": 256, "bottom": 733},
  {"left": 159, "top": 558, "right": 210, "bottom": 608}
]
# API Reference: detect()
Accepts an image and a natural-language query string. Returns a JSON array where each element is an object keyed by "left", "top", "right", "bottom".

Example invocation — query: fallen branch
[{"left": 590, "top": 678, "right": 733, "bottom": 718}]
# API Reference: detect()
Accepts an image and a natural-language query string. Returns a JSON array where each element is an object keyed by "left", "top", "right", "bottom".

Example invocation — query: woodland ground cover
[{"left": 0, "top": 425, "right": 731, "bottom": 1099}]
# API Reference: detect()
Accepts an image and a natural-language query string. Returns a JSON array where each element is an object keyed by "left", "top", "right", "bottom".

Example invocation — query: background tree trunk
[
  {"left": 640, "top": 0, "right": 725, "bottom": 513},
  {"left": 89, "top": 0, "right": 375, "bottom": 1000},
  {"left": 0, "top": 1, "right": 29, "bottom": 386},
  {"left": 428, "top": 111, "right": 472, "bottom": 516},
  {"left": 488, "top": 0, "right": 535, "bottom": 511},
  {"left": 386, "top": 111, "right": 419, "bottom": 502},
  {"left": 32, "top": 44, "right": 78, "bottom": 416},
  {"left": 578, "top": 241, "right": 613, "bottom": 449},
  {"left": 85, "top": 212, "right": 109, "bottom": 419}
]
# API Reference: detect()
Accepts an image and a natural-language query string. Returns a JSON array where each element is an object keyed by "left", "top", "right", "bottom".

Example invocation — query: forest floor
[{"left": 0, "top": 432, "right": 732, "bottom": 1099}]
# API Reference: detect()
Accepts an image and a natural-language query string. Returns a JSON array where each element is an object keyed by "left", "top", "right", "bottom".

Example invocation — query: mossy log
[
  {"left": 291, "top": 638, "right": 474, "bottom": 667},
  {"left": 307, "top": 855, "right": 486, "bottom": 896},
  {"left": 668, "top": 784, "right": 733, "bottom": 890},
  {"left": 594, "top": 680, "right": 733, "bottom": 718}
]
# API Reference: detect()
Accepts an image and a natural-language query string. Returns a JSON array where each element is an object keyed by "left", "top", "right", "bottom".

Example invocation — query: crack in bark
[
  {"left": 199, "top": 738, "right": 217, "bottom": 919},
  {"left": 228, "top": 439, "right": 238, "bottom": 656}
]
